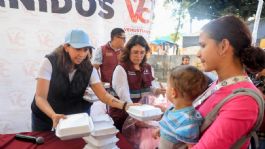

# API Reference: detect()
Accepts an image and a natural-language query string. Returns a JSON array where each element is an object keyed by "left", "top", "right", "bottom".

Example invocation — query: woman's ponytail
[{"left": 241, "top": 46, "right": 265, "bottom": 72}]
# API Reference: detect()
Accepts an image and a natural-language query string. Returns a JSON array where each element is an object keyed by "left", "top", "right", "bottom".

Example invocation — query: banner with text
[{"left": 0, "top": 0, "right": 155, "bottom": 133}]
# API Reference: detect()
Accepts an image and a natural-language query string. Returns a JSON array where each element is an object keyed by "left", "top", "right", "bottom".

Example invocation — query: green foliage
[
  {"left": 165, "top": 0, "right": 265, "bottom": 21},
  {"left": 163, "top": 0, "right": 190, "bottom": 42}
]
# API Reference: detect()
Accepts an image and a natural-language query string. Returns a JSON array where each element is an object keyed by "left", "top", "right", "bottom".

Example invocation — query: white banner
[{"left": 0, "top": 0, "right": 155, "bottom": 133}]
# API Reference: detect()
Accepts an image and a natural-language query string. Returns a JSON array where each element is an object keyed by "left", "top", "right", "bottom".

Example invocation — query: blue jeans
[{"left": 258, "top": 139, "right": 265, "bottom": 149}]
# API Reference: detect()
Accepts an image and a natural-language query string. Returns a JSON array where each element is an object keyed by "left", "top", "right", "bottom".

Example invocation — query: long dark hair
[
  {"left": 52, "top": 45, "right": 92, "bottom": 76},
  {"left": 120, "top": 35, "right": 150, "bottom": 66},
  {"left": 202, "top": 15, "right": 265, "bottom": 72}
]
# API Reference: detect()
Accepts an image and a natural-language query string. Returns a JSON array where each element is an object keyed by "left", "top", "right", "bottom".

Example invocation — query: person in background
[
  {"left": 192, "top": 15, "right": 265, "bottom": 148},
  {"left": 91, "top": 28, "right": 125, "bottom": 83},
  {"left": 181, "top": 55, "right": 190, "bottom": 65},
  {"left": 109, "top": 35, "right": 166, "bottom": 131},
  {"left": 245, "top": 46, "right": 265, "bottom": 149},
  {"left": 31, "top": 29, "right": 135, "bottom": 131},
  {"left": 247, "top": 67, "right": 265, "bottom": 149},
  {"left": 153, "top": 65, "right": 209, "bottom": 149},
  {"left": 253, "top": 69, "right": 265, "bottom": 149}
]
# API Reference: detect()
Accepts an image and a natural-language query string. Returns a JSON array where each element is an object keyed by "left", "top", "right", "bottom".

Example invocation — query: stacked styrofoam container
[
  {"left": 83, "top": 87, "right": 98, "bottom": 103},
  {"left": 83, "top": 114, "right": 119, "bottom": 149},
  {"left": 83, "top": 83, "right": 110, "bottom": 103},
  {"left": 55, "top": 113, "right": 94, "bottom": 140}
]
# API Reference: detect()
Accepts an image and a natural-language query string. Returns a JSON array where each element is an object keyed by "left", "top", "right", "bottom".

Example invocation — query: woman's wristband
[{"left": 122, "top": 101, "right": 128, "bottom": 111}]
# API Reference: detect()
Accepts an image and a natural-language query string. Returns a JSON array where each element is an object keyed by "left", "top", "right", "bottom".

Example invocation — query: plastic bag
[
  {"left": 122, "top": 95, "right": 170, "bottom": 149},
  {"left": 122, "top": 116, "right": 159, "bottom": 149}
]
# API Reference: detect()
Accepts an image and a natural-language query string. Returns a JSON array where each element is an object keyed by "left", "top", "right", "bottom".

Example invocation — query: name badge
[
  {"left": 128, "top": 71, "right": 136, "bottom": 75},
  {"left": 144, "top": 69, "right": 150, "bottom": 74}
]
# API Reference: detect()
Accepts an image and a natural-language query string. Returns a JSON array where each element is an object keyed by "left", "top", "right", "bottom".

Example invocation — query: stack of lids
[
  {"left": 102, "top": 82, "right": 110, "bottom": 89},
  {"left": 83, "top": 87, "right": 98, "bottom": 103},
  {"left": 83, "top": 83, "right": 110, "bottom": 103},
  {"left": 55, "top": 113, "right": 94, "bottom": 140},
  {"left": 83, "top": 114, "right": 119, "bottom": 149}
]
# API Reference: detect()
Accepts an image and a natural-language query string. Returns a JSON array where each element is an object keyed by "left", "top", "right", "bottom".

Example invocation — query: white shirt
[
  {"left": 112, "top": 65, "right": 158, "bottom": 103},
  {"left": 91, "top": 47, "right": 103, "bottom": 65},
  {"left": 37, "top": 58, "right": 100, "bottom": 85}
]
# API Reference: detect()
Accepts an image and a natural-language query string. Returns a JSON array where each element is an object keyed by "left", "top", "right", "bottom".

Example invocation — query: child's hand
[{"left": 152, "top": 128, "right": 160, "bottom": 139}]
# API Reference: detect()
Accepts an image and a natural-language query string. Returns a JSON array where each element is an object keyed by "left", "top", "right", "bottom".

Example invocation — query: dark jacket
[{"left": 31, "top": 52, "right": 93, "bottom": 126}]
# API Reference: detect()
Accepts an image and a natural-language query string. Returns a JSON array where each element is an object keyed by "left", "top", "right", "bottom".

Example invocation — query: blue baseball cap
[{"left": 64, "top": 29, "right": 94, "bottom": 49}]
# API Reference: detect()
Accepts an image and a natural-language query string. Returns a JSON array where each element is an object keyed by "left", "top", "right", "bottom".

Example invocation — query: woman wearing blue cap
[{"left": 31, "top": 29, "right": 134, "bottom": 131}]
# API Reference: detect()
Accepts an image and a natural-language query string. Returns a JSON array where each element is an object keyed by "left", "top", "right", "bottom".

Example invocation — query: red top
[
  {"left": 0, "top": 131, "right": 132, "bottom": 149},
  {"left": 192, "top": 81, "right": 259, "bottom": 149}
]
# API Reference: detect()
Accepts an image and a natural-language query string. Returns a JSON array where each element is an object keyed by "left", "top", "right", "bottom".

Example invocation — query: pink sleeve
[{"left": 192, "top": 95, "right": 258, "bottom": 149}]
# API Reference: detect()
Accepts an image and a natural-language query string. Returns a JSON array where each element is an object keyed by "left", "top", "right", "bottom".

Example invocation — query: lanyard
[{"left": 193, "top": 75, "right": 252, "bottom": 108}]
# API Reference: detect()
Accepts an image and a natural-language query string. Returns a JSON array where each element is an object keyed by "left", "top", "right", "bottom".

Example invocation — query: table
[{"left": 0, "top": 131, "right": 133, "bottom": 149}]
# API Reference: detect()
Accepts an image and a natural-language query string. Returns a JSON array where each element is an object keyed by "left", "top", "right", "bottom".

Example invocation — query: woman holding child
[
  {"left": 191, "top": 15, "right": 265, "bottom": 148},
  {"left": 154, "top": 15, "right": 265, "bottom": 149}
]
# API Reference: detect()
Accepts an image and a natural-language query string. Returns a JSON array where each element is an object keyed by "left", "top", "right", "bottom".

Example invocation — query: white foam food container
[
  {"left": 127, "top": 104, "right": 163, "bottom": 121},
  {"left": 92, "top": 114, "right": 114, "bottom": 125},
  {"left": 83, "top": 135, "right": 119, "bottom": 147},
  {"left": 91, "top": 122, "right": 119, "bottom": 136},
  {"left": 83, "top": 88, "right": 99, "bottom": 103},
  {"left": 83, "top": 95, "right": 98, "bottom": 102},
  {"left": 102, "top": 82, "right": 110, "bottom": 89},
  {"left": 90, "top": 133, "right": 116, "bottom": 140},
  {"left": 55, "top": 113, "right": 94, "bottom": 140},
  {"left": 83, "top": 142, "right": 119, "bottom": 149}
]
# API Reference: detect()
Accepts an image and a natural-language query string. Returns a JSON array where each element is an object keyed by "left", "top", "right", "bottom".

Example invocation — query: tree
[
  {"left": 163, "top": 0, "right": 191, "bottom": 42},
  {"left": 166, "top": 0, "right": 265, "bottom": 21}
]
